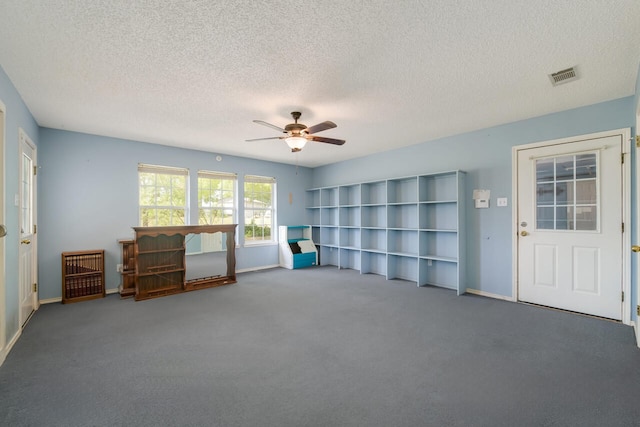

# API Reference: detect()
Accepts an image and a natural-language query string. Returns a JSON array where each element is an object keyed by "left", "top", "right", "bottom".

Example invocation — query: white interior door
[
  {"left": 517, "top": 134, "right": 623, "bottom": 320},
  {"left": 19, "top": 130, "right": 37, "bottom": 326},
  {"left": 0, "top": 101, "right": 5, "bottom": 354}
]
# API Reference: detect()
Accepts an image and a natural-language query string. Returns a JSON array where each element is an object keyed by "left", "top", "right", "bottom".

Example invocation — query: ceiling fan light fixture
[{"left": 285, "top": 136, "right": 307, "bottom": 150}]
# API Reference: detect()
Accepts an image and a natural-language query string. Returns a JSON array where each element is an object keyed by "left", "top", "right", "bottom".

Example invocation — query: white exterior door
[
  {"left": 517, "top": 133, "right": 623, "bottom": 320},
  {"left": 19, "top": 130, "right": 37, "bottom": 326}
]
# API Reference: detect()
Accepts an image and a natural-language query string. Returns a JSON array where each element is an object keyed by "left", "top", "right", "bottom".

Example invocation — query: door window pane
[
  {"left": 536, "top": 159, "right": 555, "bottom": 182},
  {"left": 575, "top": 154, "right": 597, "bottom": 179},
  {"left": 576, "top": 207, "right": 597, "bottom": 231},
  {"left": 576, "top": 180, "right": 597, "bottom": 204},
  {"left": 536, "top": 183, "right": 554, "bottom": 205},
  {"left": 555, "top": 156, "right": 574, "bottom": 181},
  {"left": 556, "top": 206, "right": 572, "bottom": 230},
  {"left": 555, "top": 181, "right": 573, "bottom": 205},
  {"left": 537, "top": 207, "right": 554, "bottom": 229}
]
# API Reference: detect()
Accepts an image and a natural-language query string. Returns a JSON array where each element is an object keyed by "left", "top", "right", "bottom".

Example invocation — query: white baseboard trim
[
  {"left": 0, "top": 328, "right": 21, "bottom": 368},
  {"left": 40, "top": 288, "right": 119, "bottom": 305},
  {"left": 236, "top": 264, "right": 280, "bottom": 274},
  {"left": 465, "top": 288, "right": 515, "bottom": 302}
]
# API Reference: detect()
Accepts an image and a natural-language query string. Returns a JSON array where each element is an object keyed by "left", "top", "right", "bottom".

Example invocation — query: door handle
[
  {"left": 520, "top": 231, "right": 529, "bottom": 237},
  {"left": 0, "top": 225, "right": 6, "bottom": 238},
  {"left": 21, "top": 239, "right": 31, "bottom": 245},
  {"left": 632, "top": 245, "right": 640, "bottom": 253}
]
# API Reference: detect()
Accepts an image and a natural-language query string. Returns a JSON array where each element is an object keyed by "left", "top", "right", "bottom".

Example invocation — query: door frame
[
  {"left": 18, "top": 128, "right": 38, "bottom": 327},
  {"left": 0, "top": 99, "right": 5, "bottom": 363},
  {"left": 636, "top": 106, "right": 640, "bottom": 346},
  {"left": 511, "top": 128, "right": 632, "bottom": 325}
]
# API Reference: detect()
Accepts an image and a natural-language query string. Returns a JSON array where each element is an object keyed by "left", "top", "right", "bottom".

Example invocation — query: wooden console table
[{"left": 133, "top": 224, "right": 237, "bottom": 301}]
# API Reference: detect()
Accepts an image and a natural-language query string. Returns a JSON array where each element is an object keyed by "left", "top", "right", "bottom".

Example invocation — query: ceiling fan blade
[
  {"left": 253, "top": 120, "right": 285, "bottom": 133},
  {"left": 306, "top": 121, "right": 337, "bottom": 134},
  {"left": 310, "top": 135, "right": 346, "bottom": 145},
  {"left": 245, "top": 136, "right": 284, "bottom": 142}
]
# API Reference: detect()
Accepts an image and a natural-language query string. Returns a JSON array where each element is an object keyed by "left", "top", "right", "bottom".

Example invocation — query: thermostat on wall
[{"left": 475, "top": 199, "right": 489, "bottom": 209}]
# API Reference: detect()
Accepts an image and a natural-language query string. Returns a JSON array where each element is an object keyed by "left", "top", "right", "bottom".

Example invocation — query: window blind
[
  {"left": 138, "top": 163, "right": 189, "bottom": 176},
  {"left": 198, "top": 170, "right": 237, "bottom": 180},
  {"left": 244, "top": 175, "right": 276, "bottom": 184}
]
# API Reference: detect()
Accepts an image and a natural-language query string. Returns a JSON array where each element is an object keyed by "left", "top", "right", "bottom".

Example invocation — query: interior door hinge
[
  {"left": 33, "top": 224, "right": 36, "bottom": 234},
  {"left": 637, "top": 305, "right": 640, "bottom": 316},
  {"left": 622, "top": 222, "right": 625, "bottom": 233},
  {"left": 621, "top": 153, "right": 625, "bottom": 164},
  {"left": 621, "top": 291, "right": 625, "bottom": 302},
  {"left": 32, "top": 283, "right": 37, "bottom": 292},
  {"left": 33, "top": 165, "right": 37, "bottom": 176},
  {"left": 636, "top": 135, "right": 640, "bottom": 147}
]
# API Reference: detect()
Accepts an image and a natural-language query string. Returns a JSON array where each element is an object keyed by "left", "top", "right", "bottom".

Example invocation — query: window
[
  {"left": 244, "top": 175, "right": 276, "bottom": 244},
  {"left": 138, "top": 164, "right": 188, "bottom": 226},
  {"left": 535, "top": 153, "right": 598, "bottom": 231},
  {"left": 198, "top": 171, "right": 237, "bottom": 225}
]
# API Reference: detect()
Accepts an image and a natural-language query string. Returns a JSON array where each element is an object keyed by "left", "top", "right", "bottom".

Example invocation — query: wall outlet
[
  {"left": 497, "top": 197, "right": 508, "bottom": 207},
  {"left": 116, "top": 263, "right": 123, "bottom": 273}
]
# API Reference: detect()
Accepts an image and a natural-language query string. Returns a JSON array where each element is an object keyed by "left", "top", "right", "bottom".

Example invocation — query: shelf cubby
[
  {"left": 339, "top": 184, "right": 361, "bottom": 206},
  {"left": 321, "top": 187, "right": 338, "bottom": 207},
  {"left": 361, "top": 181, "right": 387, "bottom": 205},
  {"left": 339, "top": 248, "right": 361, "bottom": 270},
  {"left": 362, "top": 205, "right": 387, "bottom": 228},
  {"left": 419, "top": 173, "right": 458, "bottom": 202},
  {"left": 339, "top": 206, "right": 361, "bottom": 227},
  {"left": 387, "top": 254, "right": 418, "bottom": 282},
  {"left": 306, "top": 189, "right": 321, "bottom": 207},
  {"left": 361, "top": 228, "right": 387, "bottom": 252},
  {"left": 361, "top": 251, "right": 387, "bottom": 276},
  {"left": 387, "top": 229, "right": 419, "bottom": 256},
  {"left": 419, "top": 231, "right": 458, "bottom": 261},
  {"left": 388, "top": 204, "right": 418, "bottom": 229},
  {"left": 320, "top": 207, "right": 339, "bottom": 226},
  {"left": 339, "top": 227, "right": 361, "bottom": 249},
  {"left": 320, "top": 227, "right": 339, "bottom": 247},
  {"left": 419, "top": 202, "right": 458, "bottom": 230},
  {"left": 418, "top": 258, "right": 458, "bottom": 289},
  {"left": 387, "top": 177, "right": 418, "bottom": 204},
  {"left": 319, "top": 245, "right": 339, "bottom": 267}
]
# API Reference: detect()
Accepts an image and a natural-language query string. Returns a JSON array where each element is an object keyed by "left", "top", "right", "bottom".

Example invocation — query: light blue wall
[
  {"left": 0, "top": 66, "right": 39, "bottom": 342},
  {"left": 312, "top": 97, "right": 636, "bottom": 300},
  {"left": 38, "top": 128, "right": 312, "bottom": 300}
]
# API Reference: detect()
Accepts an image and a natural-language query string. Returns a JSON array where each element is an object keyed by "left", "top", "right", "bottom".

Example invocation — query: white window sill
[{"left": 243, "top": 241, "right": 278, "bottom": 248}]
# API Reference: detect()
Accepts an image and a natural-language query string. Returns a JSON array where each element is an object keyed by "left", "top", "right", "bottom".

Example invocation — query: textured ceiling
[{"left": 1, "top": 1, "right": 639, "bottom": 167}]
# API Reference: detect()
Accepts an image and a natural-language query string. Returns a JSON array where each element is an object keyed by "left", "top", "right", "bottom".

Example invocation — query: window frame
[
  {"left": 197, "top": 170, "right": 238, "bottom": 226},
  {"left": 243, "top": 174, "right": 277, "bottom": 246},
  {"left": 138, "top": 163, "right": 189, "bottom": 227}
]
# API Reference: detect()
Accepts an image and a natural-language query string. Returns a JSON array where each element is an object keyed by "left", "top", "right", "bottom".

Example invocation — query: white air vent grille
[{"left": 549, "top": 67, "right": 578, "bottom": 86}]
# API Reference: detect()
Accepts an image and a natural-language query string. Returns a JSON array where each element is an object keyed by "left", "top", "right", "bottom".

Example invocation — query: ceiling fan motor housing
[
  {"left": 284, "top": 123, "right": 307, "bottom": 135},
  {"left": 285, "top": 111, "right": 307, "bottom": 135}
]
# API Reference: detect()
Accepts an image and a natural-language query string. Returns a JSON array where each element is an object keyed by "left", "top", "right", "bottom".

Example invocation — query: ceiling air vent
[{"left": 549, "top": 66, "right": 578, "bottom": 86}]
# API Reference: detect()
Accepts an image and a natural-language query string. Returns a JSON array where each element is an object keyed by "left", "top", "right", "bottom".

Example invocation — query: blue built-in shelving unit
[{"left": 305, "top": 170, "right": 466, "bottom": 295}]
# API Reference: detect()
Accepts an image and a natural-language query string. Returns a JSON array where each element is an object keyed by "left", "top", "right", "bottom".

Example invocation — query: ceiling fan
[{"left": 246, "top": 111, "right": 346, "bottom": 152}]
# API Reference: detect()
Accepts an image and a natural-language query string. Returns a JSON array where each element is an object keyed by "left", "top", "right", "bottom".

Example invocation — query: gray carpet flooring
[{"left": 1, "top": 266, "right": 640, "bottom": 426}]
